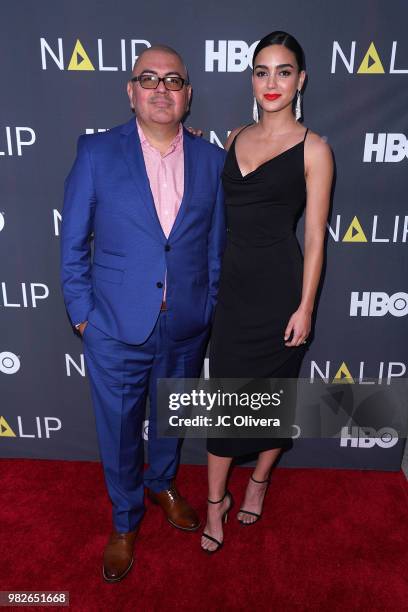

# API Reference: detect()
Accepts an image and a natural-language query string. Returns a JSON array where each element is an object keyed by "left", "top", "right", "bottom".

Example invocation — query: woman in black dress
[{"left": 201, "top": 32, "right": 333, "bottom": 553}]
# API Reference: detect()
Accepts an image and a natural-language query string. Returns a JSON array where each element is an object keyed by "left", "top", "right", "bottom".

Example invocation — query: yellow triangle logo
[
  {"left": 68, "top": 40, "right": 95, "bottom": 71},
  {"left": 0, "top": 416, "right": 16, "bottom": 437},
  {"left": 342, "top": 216, "right": 368, "bottom": 242},
  {"left": 332, "top": 362, "right": 355, "bottom": 384},
  {"left": 357, "top": 42, "right": 385, "bottom": 74}
]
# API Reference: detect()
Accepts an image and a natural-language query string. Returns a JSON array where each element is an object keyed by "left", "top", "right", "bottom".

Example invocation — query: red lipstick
[{"left": 264, "top": 93, "right": 281, "bottom": 101}]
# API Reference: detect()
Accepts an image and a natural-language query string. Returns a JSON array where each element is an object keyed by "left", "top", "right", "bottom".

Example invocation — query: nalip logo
[
  {"left": 1, "top": 283, "right": 49, "bottom": 308},
  {"left": 310, "top": 360, "right": 406, "bottom": 384},
  {"left": 40, "top": 38, "right": 150, "bottom": 71},
  {"left": 0, "top": 127, "right": 36, "bottom": 156},
  {"left": 327, "top": 214, "right": 408, "bottom": 243},
  {"left": 0, "top": 415, "right": 62, "bottom": 438},
  {"left": 331, "top": 41, "right": 408, "bottom": 74}
]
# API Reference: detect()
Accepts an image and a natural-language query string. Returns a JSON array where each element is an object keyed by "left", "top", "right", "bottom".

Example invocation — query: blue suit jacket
[{"left": 61, "top": 118, "right": 226, "bottom": 344}]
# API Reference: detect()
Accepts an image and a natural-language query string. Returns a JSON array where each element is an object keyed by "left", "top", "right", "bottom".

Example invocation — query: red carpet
[{"left": 0, "top": 460, "right": 407, "bottom": 611}]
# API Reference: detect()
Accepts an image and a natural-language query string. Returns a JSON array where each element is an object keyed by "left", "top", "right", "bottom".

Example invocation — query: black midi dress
[{"left": 207, "top": 127, "right": 309, "bottom": 457}]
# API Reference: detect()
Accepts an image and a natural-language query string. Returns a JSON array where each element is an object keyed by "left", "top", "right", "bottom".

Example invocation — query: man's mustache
[{"left": 149, "top": 95, "right": 175, "bottom": 105}]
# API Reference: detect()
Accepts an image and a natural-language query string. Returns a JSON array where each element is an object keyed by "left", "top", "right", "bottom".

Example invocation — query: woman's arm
[{"left": 284, "top": 134, "right": 333, "bottom": 347}]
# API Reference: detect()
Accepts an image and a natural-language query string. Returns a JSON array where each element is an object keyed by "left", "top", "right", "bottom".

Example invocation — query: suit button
[
  {"left": 165, "top": 245, "right": 171, "bottom": 251},
  {"left": 156, "top": 282, "right": 163, "bottom": 288}
]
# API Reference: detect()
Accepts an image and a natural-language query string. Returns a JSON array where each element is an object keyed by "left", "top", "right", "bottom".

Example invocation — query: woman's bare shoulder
[
  {"left": 304, "top": 129, "right": 332, "bottom": 157},
  {"left": 304, "top": 129, "right": 333, "bottom": 178},
  {"left": 224, "top": 125, "right": 250, "bottom": 151}
]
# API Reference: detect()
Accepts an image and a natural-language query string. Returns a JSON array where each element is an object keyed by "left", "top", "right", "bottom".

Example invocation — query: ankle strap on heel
[
  {"left": 251, "top": 475, "right": 270, "bottom": 484},
  {"left": 207, "top": 490, "right": 229, "bottom": 504}
]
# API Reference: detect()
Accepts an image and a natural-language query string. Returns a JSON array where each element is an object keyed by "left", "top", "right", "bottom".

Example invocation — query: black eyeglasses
[{"left": 130, "top": 74, "right": 188, "bottom": 91}]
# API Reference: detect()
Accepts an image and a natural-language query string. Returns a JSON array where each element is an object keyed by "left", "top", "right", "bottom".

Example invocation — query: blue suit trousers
[{"left": 83, "top": 312, "right": 209, "bottom": 532}]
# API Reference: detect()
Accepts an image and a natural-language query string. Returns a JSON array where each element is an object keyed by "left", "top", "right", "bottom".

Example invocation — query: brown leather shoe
[
  {"left": 148, "top": 485, "right": 201, "bottom": 531},
  {"left": 102, "top": 529, "right": 138, "bottom": 583}
]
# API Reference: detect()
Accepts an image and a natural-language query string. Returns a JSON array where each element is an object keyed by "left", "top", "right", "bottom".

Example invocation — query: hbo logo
[
  {"left": 340, "top": 427, "right": 398, "bottom": 449},
  {"left": 0, "top": 351, "right": 21, "bottom": 374},
  {"left": 205, "top": 40, "right": 259, "bottom": 72},
  {"left": 143, "top": 419, "right": 149, "bottom": 441},
  {"left": 350, "top": 292, "right": 408, "bottom": 317},
  {"left": 363, "top": 133, "right": 408, "bottom": 162}
]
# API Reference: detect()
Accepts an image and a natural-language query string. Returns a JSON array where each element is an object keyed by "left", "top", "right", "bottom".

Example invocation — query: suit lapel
[
  {"left": 120, "top": 120, "right": 197, "bottom": 241},
  {"left": 120, "top": 119, "right": 165, "bottom": 239},
  {"left": 169, "top": 129, "right": 198, "bottom": 239}
]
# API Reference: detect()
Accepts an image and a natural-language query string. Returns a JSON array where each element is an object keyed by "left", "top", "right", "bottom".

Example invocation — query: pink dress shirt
[
  {"left": 137, "top": 120, "right": 184, "bottom": 302},
  {"left": 137, "top": 120, "right": 184, "bottom": 239}
]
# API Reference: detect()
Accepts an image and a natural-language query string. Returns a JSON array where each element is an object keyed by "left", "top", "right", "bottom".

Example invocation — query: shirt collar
[{"left": 136, "top": 119, "right": 183, "bottom": 156}]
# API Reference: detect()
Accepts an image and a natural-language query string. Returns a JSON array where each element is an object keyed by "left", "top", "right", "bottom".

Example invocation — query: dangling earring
[
  {"left": 253, "top": 96, "right": 259, "bottom": 123},
  {"left": 295, "top": 90, "right": 302, "bottom": 122}
]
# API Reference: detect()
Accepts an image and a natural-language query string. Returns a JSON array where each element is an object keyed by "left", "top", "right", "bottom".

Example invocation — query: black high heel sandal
[
  {"left": 201, "top": 490, "right": 234, "bottom": 554},
  {"left": 237, "top": 475, "right": 270, "bottom": 526}
]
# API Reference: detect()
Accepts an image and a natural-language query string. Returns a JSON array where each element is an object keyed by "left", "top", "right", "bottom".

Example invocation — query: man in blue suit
[{"left": 61, "top": 45, "right": 225, "bottom": 582}]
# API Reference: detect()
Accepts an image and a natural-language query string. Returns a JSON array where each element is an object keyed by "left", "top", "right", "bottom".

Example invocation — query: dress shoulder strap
[
  {"left": 303, "top": 127, "right": 309, "bottom": 143},
  {"left": 232, "top": 123, "right": 252, "bottom": 146}
]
